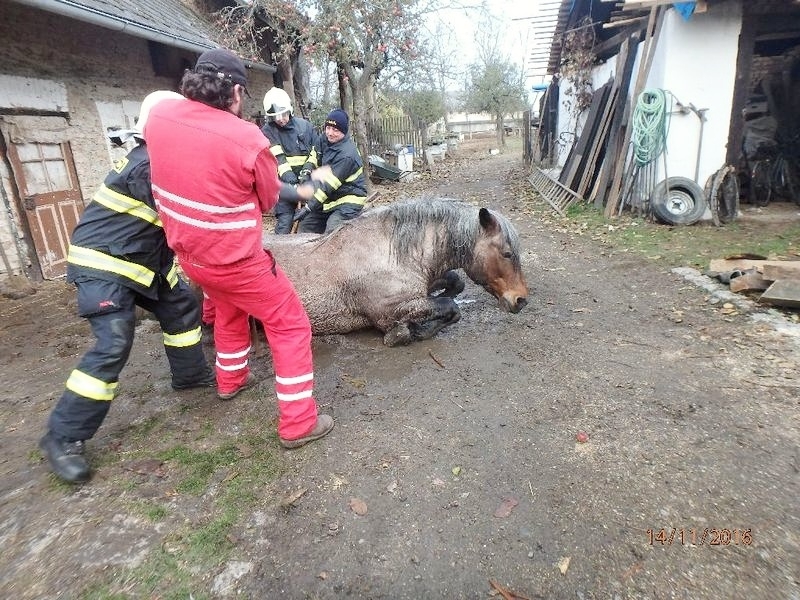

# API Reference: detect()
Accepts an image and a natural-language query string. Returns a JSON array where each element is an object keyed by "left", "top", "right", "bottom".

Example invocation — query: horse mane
[{"left": 325, "top": 197, "right": 520, "bottom": 267}]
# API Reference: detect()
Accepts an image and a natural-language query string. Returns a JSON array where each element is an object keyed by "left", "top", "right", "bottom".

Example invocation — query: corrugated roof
[{"left": 11, "top": 0, "right": 275, "bottom": 72}]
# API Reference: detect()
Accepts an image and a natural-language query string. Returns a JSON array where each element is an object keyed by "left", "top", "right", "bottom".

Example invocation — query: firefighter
[
  {"left": 144, "top": 48, "right": 334, "bottom": 449},
  {"left": 261, "top": 87, "right": 318, "bottom": 234},
  {"left": 40, "top": 90, "right": 215, "bottom": 484},
  {"left": 294, "top": 109, "right": 368, "bottom": 234}
]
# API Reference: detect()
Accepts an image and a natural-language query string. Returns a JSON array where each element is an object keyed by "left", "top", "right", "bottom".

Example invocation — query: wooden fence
[{"left": 367, "top": 116, "right": 424, "bottom": 157}]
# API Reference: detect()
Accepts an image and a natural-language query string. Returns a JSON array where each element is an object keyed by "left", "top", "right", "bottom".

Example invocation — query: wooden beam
[{"left": 760, "top": 280, "right": 800, "bottom": 308}]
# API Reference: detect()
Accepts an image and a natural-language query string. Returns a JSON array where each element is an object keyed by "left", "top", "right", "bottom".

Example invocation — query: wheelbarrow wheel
[{"left": 650, "top": 176, "right": 707, "bottom": 225}]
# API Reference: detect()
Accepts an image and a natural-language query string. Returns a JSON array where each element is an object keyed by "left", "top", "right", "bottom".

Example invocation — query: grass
[
  {"left": 76, "top": 424, "right": 286, "bottom": 599},
  {"left": 563, "top": 201, "right": 800, "bottom": 270}
]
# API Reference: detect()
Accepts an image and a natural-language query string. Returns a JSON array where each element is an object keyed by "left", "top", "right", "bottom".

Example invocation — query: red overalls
[{"left": 145, "top": 99, "right": 318, "bottom": 440}]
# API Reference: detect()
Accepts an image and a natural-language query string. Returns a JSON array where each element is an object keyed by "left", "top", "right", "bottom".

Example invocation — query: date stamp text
[{"left": 646, "top": 528, "right": 752, "bottom": 546}]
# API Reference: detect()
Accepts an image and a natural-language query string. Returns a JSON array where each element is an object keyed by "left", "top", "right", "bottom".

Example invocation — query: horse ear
[{"left": 478, "top": 207, "right": 500, "bottom": 233}]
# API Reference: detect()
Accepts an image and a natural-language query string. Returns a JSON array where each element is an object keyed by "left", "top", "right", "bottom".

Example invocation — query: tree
[
  {"left": 463, "top": 36, "right": 527, "bottom": 149},
  {"left": 215, "top": 0, "right": 429, "bottom": 165}
]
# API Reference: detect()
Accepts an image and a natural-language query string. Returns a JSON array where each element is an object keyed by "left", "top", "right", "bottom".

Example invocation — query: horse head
[{"left": 465, "top": 208, "right": 529, "bottom": 313}]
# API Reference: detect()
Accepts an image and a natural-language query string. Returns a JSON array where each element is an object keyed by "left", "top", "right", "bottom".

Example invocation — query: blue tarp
[{"left": 673, "top": 2, "right": 696, "bottom": 20}]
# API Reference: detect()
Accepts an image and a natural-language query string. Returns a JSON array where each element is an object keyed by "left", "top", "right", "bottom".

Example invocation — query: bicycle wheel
[
  {"left": 779, "top": 158, "right": 800, "bottom": 206},
  {"left": 749, "top": 160, "right": 772, "bottom": 206}
]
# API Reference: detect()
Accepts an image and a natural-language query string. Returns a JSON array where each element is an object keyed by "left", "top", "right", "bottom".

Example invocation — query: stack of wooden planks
[{"left": 709, "top": 257, "right": 800, "bottom": 308}]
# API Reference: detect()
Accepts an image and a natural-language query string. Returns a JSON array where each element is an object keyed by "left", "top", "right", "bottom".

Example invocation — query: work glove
[
  {"left": 293, "top": 205, "right": 311, "bottom": 222},
  {"left": 293, "top": 197, "right": 322, "bottom": 222},
  {"left": 298, "top": 168, "right": 312, "bottom": 184}
]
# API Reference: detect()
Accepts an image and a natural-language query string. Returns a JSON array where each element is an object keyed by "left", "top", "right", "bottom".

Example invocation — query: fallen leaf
[
  {"left": 349, "top": 497, "right": 368, "bottom": 515},
  {"left": 452, "top": 466, "right": 462, "bottom": 476},
  {"left": 318, "top": 571, "right": 328, "bottom": 580},
  {"left": 280, "top": 487, "right": 308, "bottom": 509},
  {"left": 558, "top": 556, "right": 571, "bottom": 575},
  {"left": 493, "top": 497, "right": 519, "bottom": 518},
  {"left": 123, "top": 459, "right": 165, "bottom": 477}
]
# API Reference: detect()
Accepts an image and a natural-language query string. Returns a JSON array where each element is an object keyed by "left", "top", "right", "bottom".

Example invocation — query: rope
[{"left": 631, "top": 88, "right": 671, "bottom": 166}]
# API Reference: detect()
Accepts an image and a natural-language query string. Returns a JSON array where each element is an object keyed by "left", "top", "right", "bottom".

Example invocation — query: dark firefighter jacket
[
  {"left": 261, "top": 117, "right": 317, "bottom": 184},
  {"left": 66, "top": 141, "right": 178, "bottom": 299},
  {"left": 301, "top": 135, "right": 367, "bottom": 211}
]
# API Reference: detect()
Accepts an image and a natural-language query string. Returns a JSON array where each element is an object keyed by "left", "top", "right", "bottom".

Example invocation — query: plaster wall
[{"left": 646, "top": 1, "right": 742, "bottom": 186}]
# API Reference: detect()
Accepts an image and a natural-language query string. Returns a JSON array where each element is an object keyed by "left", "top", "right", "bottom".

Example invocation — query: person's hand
[
  {"left": 309, "top": 166, "right": 332, "bottom": 182},
  {"left": 295, "top": 183, "right": 315, "bottom": 200}
]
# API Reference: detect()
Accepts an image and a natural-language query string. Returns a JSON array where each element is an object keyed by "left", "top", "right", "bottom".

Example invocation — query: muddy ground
[{"left": 1, "top": 137, "right": 799, "bottom": 599}]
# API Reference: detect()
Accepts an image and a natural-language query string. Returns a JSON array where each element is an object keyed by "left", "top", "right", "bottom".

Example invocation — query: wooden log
[
  {"left": 709, "top": 258, "right": 800, "bottom": 274},
  {"left": 729, "top": 272, "right": 770, "bottom": 293},
  {"left": 762, "top": 263, "right": 800, "bottom": 281}
]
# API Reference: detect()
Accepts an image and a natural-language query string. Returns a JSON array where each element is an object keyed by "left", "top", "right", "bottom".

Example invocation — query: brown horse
[{"left": 263, "top": 198, "right": 528, "bottom": 346}]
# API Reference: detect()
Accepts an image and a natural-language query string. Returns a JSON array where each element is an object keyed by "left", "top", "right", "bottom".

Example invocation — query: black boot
[
  {"left": 39, "top": 432, "right": 91, "bottom": 483},
  {"left": 171, "top": 366, "right": 216, "bottom": 391}
]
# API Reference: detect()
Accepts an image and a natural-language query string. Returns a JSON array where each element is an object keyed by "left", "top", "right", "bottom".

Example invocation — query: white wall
[
  {"left": 554, "top": 1, "right": 742, "bottom": 191},
  {"left": 646, "top": 1, "right": 742, "bottom": 186}
]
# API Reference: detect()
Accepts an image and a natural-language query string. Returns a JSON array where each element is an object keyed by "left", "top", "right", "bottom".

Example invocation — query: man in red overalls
[{"left": 144, "top": 48, "right": 334, "bottom": 448}]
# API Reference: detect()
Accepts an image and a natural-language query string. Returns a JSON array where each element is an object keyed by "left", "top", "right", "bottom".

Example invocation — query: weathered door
[{"left": 2, "top": 121, "right": 83, "bottom": 279}]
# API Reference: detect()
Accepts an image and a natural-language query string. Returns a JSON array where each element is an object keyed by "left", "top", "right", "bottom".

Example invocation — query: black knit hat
[
  {"left": 194, "top": 48, "right": 248, "bottom": 87},
  {"left": 325, "top": 109, "right": 349, "bottom": 135}
]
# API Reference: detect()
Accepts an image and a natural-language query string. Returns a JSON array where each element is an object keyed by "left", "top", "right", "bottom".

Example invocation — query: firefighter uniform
[
  {"left": 46, "top": 142, "right": 212, "bottom": 444},
  {"left": 262, "top": 116, "right": 317, "bottom": 233},
  {"left": 297, "top": 133, "right": 367, "bottom": 234}
]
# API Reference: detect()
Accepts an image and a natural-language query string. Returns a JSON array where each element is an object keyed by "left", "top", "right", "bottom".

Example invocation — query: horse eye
[{"left": 503, "top": 251, "right": 513, "bottom": 259}]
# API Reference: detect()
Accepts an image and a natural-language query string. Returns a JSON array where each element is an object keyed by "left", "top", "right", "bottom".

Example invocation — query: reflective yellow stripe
[
  {"left": 68, "top": 245, "right": 155, "bottom": 288},
  {"left": 306, "top": 148, "right": 319, "bottom": 168},
  {"left": 286, "top": 156, "right": 307, "bottom": 167},
  {"left": 165, "top": 263, "right": 179, "bottom": 288},
  {"left": 324, "top": 194, "right": 366, "bottom": 210},
  {"left": 93, "top": 185, "right": 162, "bottom": 227},
  {"left": 277, "top": 163, "right": 293, "bottom": 177},
  {"left": 345, "top": 167, "right": 363, "bottom": 183},
  {"left": 313, "top": 188, "right": 328, "bottom": 203},
  {"left": 269, "top": 144, "right": 284, "bottom": 157},
  {"left": 322, "top": 171, "right": 342, "bottom": 188},
  {"left": 65, "top": 369, "right": 118, "bottom": 401},
  {"left": 163, "top": 326, "right": 202, "bottom": 348}
]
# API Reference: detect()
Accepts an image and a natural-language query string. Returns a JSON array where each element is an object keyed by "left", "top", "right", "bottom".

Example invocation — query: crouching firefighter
[{"left": 39, "top": 90, "right": 214, "bottom": 484}]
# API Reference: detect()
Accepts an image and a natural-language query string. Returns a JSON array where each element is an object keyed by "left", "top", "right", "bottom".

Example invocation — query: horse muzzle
[{"left": 497, "top": 292, "right": 528, "bottom": 313}]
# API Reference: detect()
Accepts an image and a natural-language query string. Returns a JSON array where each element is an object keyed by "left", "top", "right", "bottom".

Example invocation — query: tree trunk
[
  {"left": 341, "top": 63, "right": 372, "bottom": 193},
  {"left": 495, "top": 112, "right": 505, "bottom": 149}
]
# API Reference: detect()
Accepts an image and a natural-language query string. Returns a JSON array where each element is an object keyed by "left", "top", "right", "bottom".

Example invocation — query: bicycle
[{"left": 748, "top": 152, "right": 800, "bottom": 207}]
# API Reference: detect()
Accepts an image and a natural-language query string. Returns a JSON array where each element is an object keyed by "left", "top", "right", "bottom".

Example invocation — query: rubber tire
[
  {"left": 706, "top": 165, "right": 739, "bottom": 226},
  {"left": 650, "top": 176, "right": 707, "bottom": 225}
]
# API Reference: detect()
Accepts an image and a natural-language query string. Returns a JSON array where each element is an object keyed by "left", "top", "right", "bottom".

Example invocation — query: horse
[{"left": 263, "top": 197, "right": 528, "bottom": 346}]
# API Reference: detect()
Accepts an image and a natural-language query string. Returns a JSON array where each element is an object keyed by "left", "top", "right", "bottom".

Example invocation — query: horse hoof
[{"left": 383, "top": 325, "right": 411, "bottom": 347}]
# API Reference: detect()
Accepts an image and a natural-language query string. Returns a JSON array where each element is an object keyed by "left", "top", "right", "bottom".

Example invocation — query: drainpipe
[{"left": 11, "top": 0, "right": 276, "bottom": 74}]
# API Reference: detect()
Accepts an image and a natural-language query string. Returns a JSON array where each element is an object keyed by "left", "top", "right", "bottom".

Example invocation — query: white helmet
[
  {"left": 135, "top": 90, "right": 184, "bottom": 137},
  {"left": 263, "top": 87, "right": 293, "bottom": 117}
]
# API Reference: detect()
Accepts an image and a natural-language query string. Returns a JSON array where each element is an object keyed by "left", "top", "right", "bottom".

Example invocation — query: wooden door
[{"left": 5, "top": 139, "right": 83, "bottom": 279}]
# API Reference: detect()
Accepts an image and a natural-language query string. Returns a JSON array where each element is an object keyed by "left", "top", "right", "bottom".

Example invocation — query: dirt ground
[{"left": 1, "top": 137, "right": 799, "bottom": 600}]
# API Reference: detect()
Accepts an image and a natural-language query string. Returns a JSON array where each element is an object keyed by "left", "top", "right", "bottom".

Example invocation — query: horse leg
[
  {"left": 428, "top": 270, "right": 465, "bottom": 298},
  {"left": 382, "top": 297, "right": 462, "bottom": 347}
]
